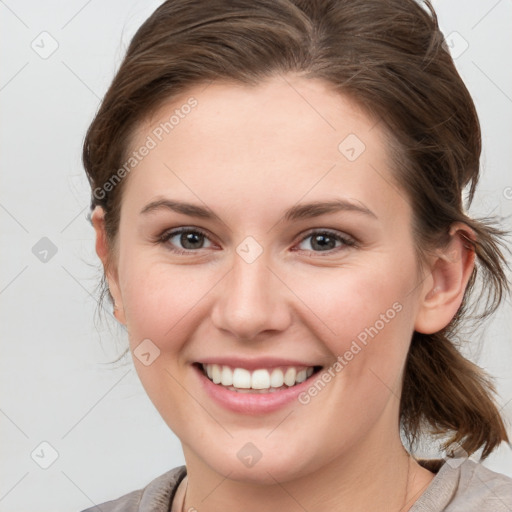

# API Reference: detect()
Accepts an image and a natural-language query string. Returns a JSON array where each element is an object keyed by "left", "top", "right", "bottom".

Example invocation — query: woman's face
[{"left": 102, "top": 75, "right": 431, "bottom": 483}]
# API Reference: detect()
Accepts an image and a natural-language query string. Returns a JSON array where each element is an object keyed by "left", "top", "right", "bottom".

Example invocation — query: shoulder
[
  {"left": 453, "top": 459, "right": 512, "bottom": 511},
  {"left": 80, "top": 466, "right": 187, "bottom": 512},
  {"left": 412, "top": 459, "right": 512, "bottom": 512}
]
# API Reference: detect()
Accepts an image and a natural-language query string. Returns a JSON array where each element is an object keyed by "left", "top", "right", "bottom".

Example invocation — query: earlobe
[
  {"left": 91, "top": 206, "right": 126, "bottom": 325},
  {"left": 414, "top": 224, "right": 476, "bottom": 334}
]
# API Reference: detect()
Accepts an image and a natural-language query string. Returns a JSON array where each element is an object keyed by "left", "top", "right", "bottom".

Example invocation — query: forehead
[{"left": 122, "top": 75, "right": 410, "bottom": 227}]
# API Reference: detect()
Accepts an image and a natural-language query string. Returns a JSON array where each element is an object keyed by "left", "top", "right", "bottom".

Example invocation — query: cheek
[
  {"left": 283, "top": 254, "right": 418, "bottom": 407},
  {"left": 287, "top": 259, "right": 414, "bottom": 348},
  {"left": 119, "top": 255, "right": 217, "bottom": 346},
  {"left": 117, "top": 257, "right": 217, "bottom": 428}
]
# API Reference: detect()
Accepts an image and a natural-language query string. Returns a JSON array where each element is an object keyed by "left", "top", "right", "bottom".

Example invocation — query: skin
[{"left": 92, "top": 74, "right": 475, "bottom": 512}]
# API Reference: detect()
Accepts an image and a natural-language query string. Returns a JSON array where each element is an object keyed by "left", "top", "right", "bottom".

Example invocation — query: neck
[{"left": 181, "top": 425, "right": 434, "bottom": 512}]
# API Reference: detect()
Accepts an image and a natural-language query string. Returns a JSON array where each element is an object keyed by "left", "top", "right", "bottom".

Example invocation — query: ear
[
  {"left": 91, "top": 206, "right": 126, "bottom": 325},
  {"left": 414, "top": 223, "right": 476, "bottom": 334}
]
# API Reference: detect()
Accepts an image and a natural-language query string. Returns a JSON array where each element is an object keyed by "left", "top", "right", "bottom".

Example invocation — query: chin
[{"left": 193, "top": 440, "right": 321, "bottom": 485}]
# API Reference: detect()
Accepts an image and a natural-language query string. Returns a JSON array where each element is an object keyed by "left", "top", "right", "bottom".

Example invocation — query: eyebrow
[
  {"left": 140, "top": 198, "right": 214, "bottom": 218},
  {"left": 283, "top": 199, "right": 377, "bottom": 221},
  {"left": 139, "top": 198, "right": 377, "bottom": 221}
]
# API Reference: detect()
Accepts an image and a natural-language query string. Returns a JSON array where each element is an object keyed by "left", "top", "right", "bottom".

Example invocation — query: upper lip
[{"left": 196, "top": 357, "right": 322, "bottom": 371}]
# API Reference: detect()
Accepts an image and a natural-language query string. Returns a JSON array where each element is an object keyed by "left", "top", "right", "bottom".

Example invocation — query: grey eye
[
  {"left": 299, "top": 232, "right": 343, "bottom": 252},
  {"left": 163, "top": 228, "right": 214, "bottom": 251}
]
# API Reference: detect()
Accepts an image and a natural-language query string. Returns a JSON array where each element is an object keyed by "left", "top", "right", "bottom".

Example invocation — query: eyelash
[{"left": 156, "top": 227, "right": 357, "bottom": 256}]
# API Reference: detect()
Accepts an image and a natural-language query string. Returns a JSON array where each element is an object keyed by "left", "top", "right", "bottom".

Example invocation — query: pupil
[
  {"left": 181, "top": 232, "right": 203, "bottom": 249},
  {"left": 312, "top": 234, "right": 334, "bottom": 251}
]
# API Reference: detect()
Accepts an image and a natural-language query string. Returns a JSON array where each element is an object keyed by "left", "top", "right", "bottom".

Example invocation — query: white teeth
[
  {"left": 270, "top": 368, "right": 284, "bottom": 388},
  {"left": 202, "top": 363, "right": 317, "bottom": 391},
  {"left": 283, "top": 367, "right": 297, "bottom": 386},
  {"left": 211, "top": 364, "right": 222, "bottom": 384},
  {"left": 296, "top": 369, "right": 307, "bottom": 383},
  {"left": 233, "top": 368, "right": 252, "bottom": 388},
  {"left": 221, "top": 365, "right": 233, "bottom": 386},
  {"left": 251, "top": 369, "right": 270, "bottom": 389}
]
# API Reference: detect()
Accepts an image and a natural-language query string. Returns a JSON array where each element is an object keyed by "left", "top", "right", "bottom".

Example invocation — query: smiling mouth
[{"left": 196, "top": 363, "right": 323, "bottom": 393}]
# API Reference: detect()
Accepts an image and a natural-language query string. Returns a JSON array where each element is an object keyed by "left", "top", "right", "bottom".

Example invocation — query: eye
[
  {"left": 156, "top": 227, "right": 355, "bottom": 256},
  {"left": 158, "top": 227, "right": 215, "bottom": 254},
  {"left": 294, "top": 229, "right": 355, "bottom": 254}
]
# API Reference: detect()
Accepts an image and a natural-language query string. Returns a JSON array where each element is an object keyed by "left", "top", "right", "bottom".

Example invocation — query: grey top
[{"left": 81, "top": 459, "right": 512, "bottom": 512}]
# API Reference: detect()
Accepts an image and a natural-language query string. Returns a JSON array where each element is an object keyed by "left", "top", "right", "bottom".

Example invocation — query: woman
[{"left": 82, "top": 0, "right": 512, "bottom": 510}]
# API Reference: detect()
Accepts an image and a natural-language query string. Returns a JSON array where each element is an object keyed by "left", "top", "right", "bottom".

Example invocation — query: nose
[{"left": 210, "top": 252, "right": 292, "bottom": 341}]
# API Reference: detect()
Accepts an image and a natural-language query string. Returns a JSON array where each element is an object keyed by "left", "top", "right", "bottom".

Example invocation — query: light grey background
[{"left": 1, "top": 1, "right": 511, "bottom": 511}]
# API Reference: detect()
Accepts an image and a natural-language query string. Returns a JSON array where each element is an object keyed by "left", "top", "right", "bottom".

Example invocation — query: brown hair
[{"left": 83, "top": 0, "right": 510, "bottom": 459}]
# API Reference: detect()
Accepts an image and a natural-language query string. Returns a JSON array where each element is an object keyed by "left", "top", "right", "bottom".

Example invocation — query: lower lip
[{"left": 194, "top": 364, "right": 320, "bottom": 415}]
